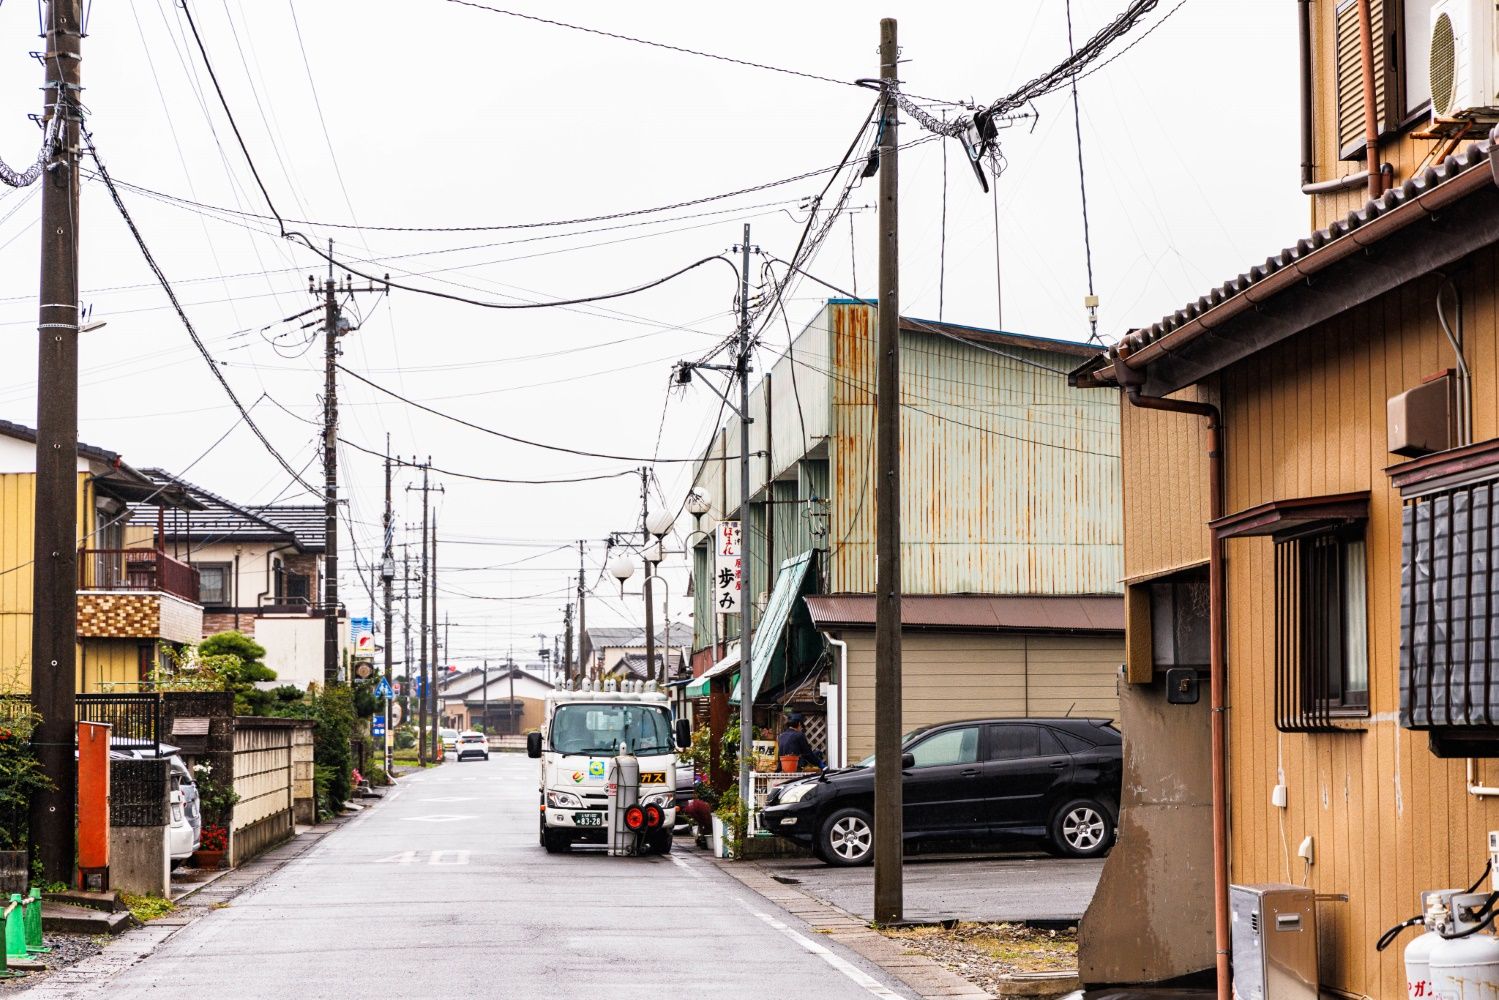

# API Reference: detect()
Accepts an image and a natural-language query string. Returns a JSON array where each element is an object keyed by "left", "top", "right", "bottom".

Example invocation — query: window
[
  {"left": 988, "top": 724, "right": 1065, "bottom": 761},
  {"left": 1275, "top": 526, "right": 1370, "bottom": 731},
  {"left": 907, "top": 727, "right": 979, "bottom": 768},
  {"left": 1150, "top": 569, "right": 1211, "bottom": 670},
  {"left": 1402, "top": 0, "right": 1433, "bottom": 115},
  {"left": 1051, "top": 728, "right": 1096, "bottom": 754},
  {"left": 286, "top": 572, "right": 310, "bottom": 602},
  {"left": 198, "top": 563, "right": 231, "bottom": 606}
]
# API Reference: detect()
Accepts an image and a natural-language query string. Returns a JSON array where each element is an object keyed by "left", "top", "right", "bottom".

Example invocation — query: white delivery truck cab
[{"left": 528, "top": 680, "right": 690, "bottom": 855}]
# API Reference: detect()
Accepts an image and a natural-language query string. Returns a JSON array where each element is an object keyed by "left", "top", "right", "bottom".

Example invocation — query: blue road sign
[
  {"left": 374, "top": 677, "right": 394, "bottom": 700},
  {"left": 371, "top": 715, "right": 386, "bottom": 739}
]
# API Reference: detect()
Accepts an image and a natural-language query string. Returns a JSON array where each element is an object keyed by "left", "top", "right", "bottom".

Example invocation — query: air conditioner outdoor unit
[{"left": 1429, "top": 0, "right": 1499, "bottom": 121}]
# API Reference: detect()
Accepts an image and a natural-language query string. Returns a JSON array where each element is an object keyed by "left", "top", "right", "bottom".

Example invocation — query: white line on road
[
  {"left": 737, "top": 901, "right": 906, "bottom": 999},
  {"left": 666, "top": 853, "right": 704, "bottom": 879}
]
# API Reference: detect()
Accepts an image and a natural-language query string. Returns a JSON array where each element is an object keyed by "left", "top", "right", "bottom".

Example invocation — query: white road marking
[
  {"left": 666, "top": 853, "right": 704, "bottom": 879},
  {"left": 374, "top": 851, "right": 418, "bottom": 864},
  {"left": 429, "top": 850, "right": 471, "bottom": 866},
  {"left": 737, "top": 900, "right": 906, "bottom": 1000},
  {"left": 401, "top": 814, "right": 475, "bottom": 823}
]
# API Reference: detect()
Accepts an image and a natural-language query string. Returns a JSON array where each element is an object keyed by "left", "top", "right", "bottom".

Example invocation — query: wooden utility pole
[
  {"left": 873, "top": 16, "right": 904, "bottom": 925},
  {"left": 321, "top": 250, "right": 340, "bottom": 686},
  {"left": 30, "top": 0, "right": 83, "bottom": 885},
  {"left": 734, "top": 223, "right": 754, "bottom": 821},
  {"left": 562, "top": 598, "right": 573, "bottom": 686}
]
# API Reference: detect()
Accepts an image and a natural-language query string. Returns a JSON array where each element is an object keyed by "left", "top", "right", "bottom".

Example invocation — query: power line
[
  {"left": 1065, "top": 0, "right": 1100, "bottom": 342},
  {"left": 335, "top": 364, "right": 753, "bottom": 464},
  {"left": 83, "top": 132, "right": 319, "bottom": 495}
]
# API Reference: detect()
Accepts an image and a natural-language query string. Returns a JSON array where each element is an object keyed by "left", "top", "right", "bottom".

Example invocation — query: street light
[
  {"left": 645, "top": 508, "right": 675, "bottom": 539},
  {"left": 608, "top": 553, "right": 636, "bottom": 594},
  {"left": 686, "top": 488, "right": 711, "bottom": 518},
  {"left": 642, "top": 540, "right": 664, "bottom": 566}
]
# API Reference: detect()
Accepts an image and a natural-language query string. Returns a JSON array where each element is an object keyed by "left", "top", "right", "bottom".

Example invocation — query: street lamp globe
[
  {"left": 642, "top": 540, "right": 664, "bottom": 566},
  {"left": 685, "top": 489, "right": 711, "bottom": 517},
  {"left": 608, "top": 554, "right": 636, "bottom": 582},
  {"left": 645, "top": 509, "right": 675, "bottom": 538}
]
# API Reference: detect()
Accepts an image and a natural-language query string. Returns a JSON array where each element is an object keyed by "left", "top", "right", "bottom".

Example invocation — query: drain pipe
[
  {"left": 1116, "top": 351, "right": 1230, "bottom": 1000},
  {"left": 1355, "top": 0, "right": 1383, "bottom": 199}
]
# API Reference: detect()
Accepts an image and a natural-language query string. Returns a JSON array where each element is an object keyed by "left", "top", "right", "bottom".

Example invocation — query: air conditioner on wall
[{"left": 1429, "top": 0, "right": 1499, "bottom": 121}]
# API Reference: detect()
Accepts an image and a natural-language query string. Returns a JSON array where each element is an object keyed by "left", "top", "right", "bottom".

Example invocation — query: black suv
[{"left": 761, "top": 717, "right": 1122, "bottom": 866}]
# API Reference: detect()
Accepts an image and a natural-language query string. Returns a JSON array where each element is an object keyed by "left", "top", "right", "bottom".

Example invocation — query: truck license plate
[{"left": 574, "top": 812, "right": 603, "bottom": 827}]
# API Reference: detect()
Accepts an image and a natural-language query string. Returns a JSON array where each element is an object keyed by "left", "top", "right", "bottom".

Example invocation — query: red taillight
[{"left": 624, "top": 805, "right": 645, "bottom": 831}]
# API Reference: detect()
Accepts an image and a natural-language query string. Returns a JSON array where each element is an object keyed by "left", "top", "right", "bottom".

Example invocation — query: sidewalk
[{"left": 687, "top": 844, "right": 994, "bottom": 1000}]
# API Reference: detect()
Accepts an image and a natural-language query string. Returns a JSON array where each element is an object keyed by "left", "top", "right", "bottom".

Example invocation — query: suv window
[
  {"left": 907, "top": 727, "right": 980, "bottom": 768},
  {"left": 988, "top": 724, "right": 1065, "bottom": 761},
  {"left": 1051, "top": 729, "right": 1095, "bottom": 753}
]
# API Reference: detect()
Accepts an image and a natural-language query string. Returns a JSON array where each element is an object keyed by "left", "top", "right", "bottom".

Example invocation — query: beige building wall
[{"left": 838, "top": 630, "right": 1122, "bottom": 761}]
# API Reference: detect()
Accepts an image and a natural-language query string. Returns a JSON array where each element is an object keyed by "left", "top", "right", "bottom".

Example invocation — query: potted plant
[
  {"left": 711, "top": 783, "right": 747, "bottom": 859},
  {"left": 192, "top": 824, "right": 227, "bottom": 870}
]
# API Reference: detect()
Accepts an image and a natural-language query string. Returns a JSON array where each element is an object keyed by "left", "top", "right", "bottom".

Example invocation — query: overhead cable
[
  {"left": 336, "top": 365, "right": 751, "bottom": 464},
  {"left": 83, "top": 131, "right": 320, "bottom": 496},
  {"left": 0, "top": 110, "right": 61, "bottom": 188}
]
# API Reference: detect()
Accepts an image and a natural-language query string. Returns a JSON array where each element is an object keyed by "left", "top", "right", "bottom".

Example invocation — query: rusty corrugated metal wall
[{"left": 827, "top": 301, "right": 1122, "bottom": 595}]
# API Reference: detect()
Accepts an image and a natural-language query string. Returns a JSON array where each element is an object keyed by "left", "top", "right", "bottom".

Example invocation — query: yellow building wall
[
  {"left": 1210, "top": 246, "right": 1499, "bottom": 999},
  {"left": 0, "top": 471, "right": 100, "bottom": 695},
  {"left": 79, "top": 638, "right": 142, "bottom": 692}
]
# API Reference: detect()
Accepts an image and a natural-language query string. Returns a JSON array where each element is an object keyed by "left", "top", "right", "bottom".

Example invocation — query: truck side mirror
[
  {"left": 526, "top": 732, "right": 542, "bottom": 759},
  {"left": 901, "top": 752, "right": 915, "bottom": 770},
  {"left": 675, "top": 718, "right": 691, "bottom": 750}
]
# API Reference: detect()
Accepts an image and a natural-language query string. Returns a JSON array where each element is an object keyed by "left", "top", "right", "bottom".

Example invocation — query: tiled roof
[
  {"left": 252, "top": 506, "right": 325, "bottom": 552},
  {"left": 616, "top": 652, "right": 686, "bottom": 681},
  {"left": 130, "top": 470, "right": 324, "bottom": 551},
  {"left": 0, "top": 418, "right": 123, "bottom": 467},
  {"left": 1087, "top": 135, "right": 1499, "bottom": 384}
]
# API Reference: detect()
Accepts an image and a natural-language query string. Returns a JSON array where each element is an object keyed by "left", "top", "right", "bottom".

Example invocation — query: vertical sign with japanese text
[{"left": 715, "top": 520, "right": 742, "bottom": 615}]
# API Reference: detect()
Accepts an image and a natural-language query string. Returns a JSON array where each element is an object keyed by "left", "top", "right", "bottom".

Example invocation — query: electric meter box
[{"left": 1230, "top": 884, "right": 1318, "bottom": 1000}]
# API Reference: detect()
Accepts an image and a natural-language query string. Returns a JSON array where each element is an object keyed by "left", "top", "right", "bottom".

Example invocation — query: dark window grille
[
  {"left": 1275, "top": 526, "right": 1369, "bottom": 732},
  {"left": 1400, "top": 479, "right": 1499, "bottom": 730}
]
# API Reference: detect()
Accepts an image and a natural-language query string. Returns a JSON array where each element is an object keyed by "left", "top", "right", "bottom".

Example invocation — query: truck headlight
[
  {"left": 779, "top": 782, "right": 819, "bottom": 805},
  {"left": 546, "top": 790, "right": 583, "bottom": 809},
  {"left": 641, "top": 791, "right": 674, "bottom": 809}
]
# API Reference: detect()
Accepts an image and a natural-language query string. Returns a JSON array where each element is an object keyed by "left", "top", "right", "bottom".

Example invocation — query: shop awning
[
  {"left": 684, "top": 644, "right": 739, "bottom": 699},
  {"left": 732, "top": 550, "right": 814, "bottom": 705}
]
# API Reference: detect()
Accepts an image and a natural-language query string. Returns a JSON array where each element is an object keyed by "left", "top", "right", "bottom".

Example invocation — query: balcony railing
[{"left": 79, "top": 548, "right": 200, "bottom": 604}]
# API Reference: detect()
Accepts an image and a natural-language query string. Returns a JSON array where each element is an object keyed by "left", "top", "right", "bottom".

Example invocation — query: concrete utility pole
[
  {"left": 402, "top": 545, "right": 411, "bottom": 692},
  {"left": 381, "top": 437, "right": 395, "bottom": 774},
  {"left": 430, "top": 516, "right": 440, "bottom": 762},
  {"left": 409, "top": 465, "right": 432, "bottom": 765},
  {"left": 562, "top": 598, "right": 574, "bottom": 686},
  {"left": 31, "top": 0, "right": 83, "bottom": 885},
  {"left": 735, "top": 223, "right": 755, "bottom": 823},
  {"left": 320, "top": 249, "right": 340, "bottom": 687},
  {"left": 872, "top": 16, "right": 905, "bottom": 925},
  {"left": 481, "top": 659, "right": 489, "bottom": 732},
  {"left": 576, "top": 541, "right": 586, "bottom": 683},
  {"left": 640, "top": 467, "right": 656, "bottom": 690}
]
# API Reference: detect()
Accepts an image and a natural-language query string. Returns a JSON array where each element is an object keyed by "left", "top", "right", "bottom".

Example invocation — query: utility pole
[
  {"left": 381, "top": 436, "right": 395, "bottom": 775},
  {"left": 320, "top": 247, "right": 341, "bottom": 687},
  {"left": 30, "top": 0, "right": 83, "bottom": 885},
  {"left": 430, "top": 514, "right": 441, "bottom": 762},
  {"left": 481, "top": 658, "right": 489, "bottom": 732},
  {"left": 576, "top": 541, "right": 587, "bottom": 683},
  {"left": 734, "top": 222, "right": 755, "bottom": 824},
  {"left": 508, "top": 649, "right": 515, "bottom": 735},
  {"left": 562, "top": 598, "right": 574, "bottom": 686},
  {"left": 314, "top": 254, "right": 385, "bottom": 687},
  {"left": 640, "top": 467, "right": 656, "bottom": 690},
  {"left": 409, "top": 464, "right": 432, "bottom": 765},
  {"left": 402, "top": 545, "right": 411, "bottom": 690},
  {"left": 872, "top": 17, "right": 905, "bottom": 925}
]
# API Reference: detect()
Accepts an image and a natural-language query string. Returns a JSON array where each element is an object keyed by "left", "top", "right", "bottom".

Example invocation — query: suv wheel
[
  {"left": 818, "top": 807, "right": 874, "bottom": 866},
  {"left": 1049, "top": 798, "right": 1114, "bottom": 858}
]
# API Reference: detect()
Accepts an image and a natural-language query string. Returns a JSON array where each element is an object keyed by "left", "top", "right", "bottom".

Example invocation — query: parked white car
[{"left": 110, "top": 743, "right": 201, "bottom": 862}]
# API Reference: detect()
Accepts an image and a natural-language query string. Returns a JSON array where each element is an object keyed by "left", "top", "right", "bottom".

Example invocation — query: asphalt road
[
  {"left": 755, "top": 851, "right": 1104, "bottom": 923},
  {"left": 44, "top": 754, "right": 920, "bottom": 1000}
]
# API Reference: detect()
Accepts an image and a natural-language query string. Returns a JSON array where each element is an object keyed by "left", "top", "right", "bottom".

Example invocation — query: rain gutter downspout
[
  {"left": 1355, "top": 0, "right": 1383, "bottom": 200},
  {"left": 1298, "top": 0, "right": 1314, "bottom": 190},
  {"left": 1116, "top": 351, "right": 1229, "bottom": 1000},
  {"left": 826, "top": 635, "right": 848, "bottom": 769}
]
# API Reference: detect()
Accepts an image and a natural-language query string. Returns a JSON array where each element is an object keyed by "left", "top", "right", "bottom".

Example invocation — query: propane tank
[
  {"left": 1408, "top": 891, "right": 1461, "bottom": 1000},
  {"left": 606, "top": 742, "right": 641, "bottom": 857},
  {"left": 1430, "top": 892, "right": 1499, "bottom": 1000}
]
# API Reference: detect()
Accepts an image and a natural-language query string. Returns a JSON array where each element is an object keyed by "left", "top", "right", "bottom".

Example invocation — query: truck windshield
[{"left": 550, "top": 704, "right": 674, "bottom": 756}]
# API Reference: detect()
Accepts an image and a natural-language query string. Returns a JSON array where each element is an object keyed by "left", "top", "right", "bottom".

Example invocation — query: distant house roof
[
  {"left": 804, "top": 594, "right": 1124, "bottom": 633},
  {"left": 0, "top": 418, "right": 120, "bottom": 467},
  {"left": 129, "top": 470, "right": 324, "bottom": 552},
  {"left": 585, "top": 626, "right": 643, "bottom": 647},
  {"left": 252, "top": 506, "right": 326, "bottom": 551},
  {"left": 614, "top": 652, "right": 686, "bottom": 681},
  {"left": 439, "top": 664, "right": 548, "bottom": 700}
]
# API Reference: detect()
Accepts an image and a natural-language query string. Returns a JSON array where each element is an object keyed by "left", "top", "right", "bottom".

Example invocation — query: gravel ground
[
  {"left": 0, "top": 932, "right": 106, "bottom": 991},
  {"left": 880, "top": 922, "right": 1077, "bottom": 996}
]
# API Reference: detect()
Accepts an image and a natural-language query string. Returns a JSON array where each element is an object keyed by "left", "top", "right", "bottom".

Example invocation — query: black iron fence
[{"left": 76, "top": 693, "right": 160, "bottom": 755}]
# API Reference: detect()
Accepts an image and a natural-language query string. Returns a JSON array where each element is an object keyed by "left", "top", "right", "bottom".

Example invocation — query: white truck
[{"left": 527, "top": 680, "right": 690, "bottom": 855}]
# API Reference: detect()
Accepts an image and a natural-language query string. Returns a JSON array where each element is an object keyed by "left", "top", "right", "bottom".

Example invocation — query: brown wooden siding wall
[
  {"left": 1120, "top": 386, "right": 1213, "bottom": 584},
  {"left": 1212, "top": 249, "right": 1499, "bottom": 999}
]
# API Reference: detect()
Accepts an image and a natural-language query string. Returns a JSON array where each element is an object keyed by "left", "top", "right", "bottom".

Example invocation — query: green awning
[{"left": 731, "top": 550, "right": 814, "bottom": 705}]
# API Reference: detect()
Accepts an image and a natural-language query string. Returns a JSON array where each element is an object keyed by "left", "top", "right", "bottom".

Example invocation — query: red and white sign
[{"left": 715, "top": 520, "right": 741, "bottom": 615}]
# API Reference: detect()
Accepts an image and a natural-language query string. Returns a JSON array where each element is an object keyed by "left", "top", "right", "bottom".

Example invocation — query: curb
[{"left": 695, "top": 848, "right": 994, "bottom": 1000}]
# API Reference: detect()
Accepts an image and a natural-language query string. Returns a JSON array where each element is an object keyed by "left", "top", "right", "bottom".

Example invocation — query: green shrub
[
  {"left": 0, "top": 708, "right": 53, "bottom": 852},
  {"left": 312, "top": 686, "right": 355, "bottom": 812},
  {"left": 199, "top": 632, "right": 276, "bottom": 714}
]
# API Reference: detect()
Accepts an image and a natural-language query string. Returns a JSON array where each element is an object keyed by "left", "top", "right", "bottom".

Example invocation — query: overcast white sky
[{"left": 0, "top": 0, "right": 1304, "bottom": 666}]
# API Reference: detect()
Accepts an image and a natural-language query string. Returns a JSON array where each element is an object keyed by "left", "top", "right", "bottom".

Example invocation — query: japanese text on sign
[{"left": 715, "top": 520, "right": 741, "bottom": 614}]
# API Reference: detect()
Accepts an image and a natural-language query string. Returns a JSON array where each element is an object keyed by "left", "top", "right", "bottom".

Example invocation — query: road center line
[{"left": 736, "top": 900, "right": 906, "bottom": 999}]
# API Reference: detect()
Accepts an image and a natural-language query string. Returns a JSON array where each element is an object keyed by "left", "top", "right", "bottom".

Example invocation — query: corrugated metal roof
[
  {"left": 1084, "top": 134, "right": 1499, "bottom": 381},
  {"left": 804, "top": 593, "right": 1124, "bottom": 633}
]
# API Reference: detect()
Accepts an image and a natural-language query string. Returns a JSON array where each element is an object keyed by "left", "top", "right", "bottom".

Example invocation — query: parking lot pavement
[{"left": 753, "top": 851, "right": 1105, "bottom": 923}]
